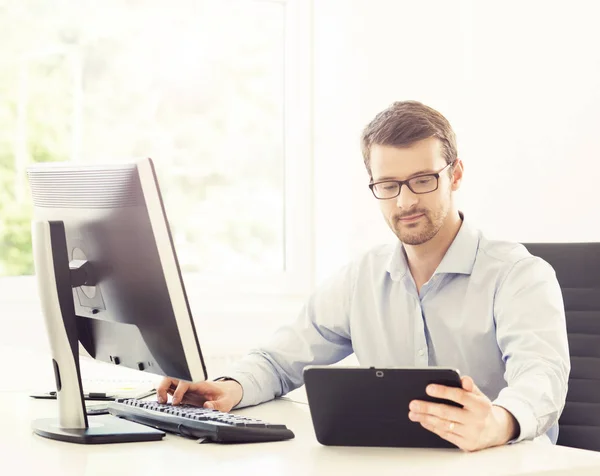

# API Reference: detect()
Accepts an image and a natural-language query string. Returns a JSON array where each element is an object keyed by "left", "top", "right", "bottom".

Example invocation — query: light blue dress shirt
[{"left": 228, "top": 216, "right": 570, "bottom": 443}]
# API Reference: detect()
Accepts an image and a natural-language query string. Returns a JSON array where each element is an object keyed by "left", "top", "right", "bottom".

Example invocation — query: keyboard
[{"left": 108, "top": 398, "right": 295, "bottom": 443}]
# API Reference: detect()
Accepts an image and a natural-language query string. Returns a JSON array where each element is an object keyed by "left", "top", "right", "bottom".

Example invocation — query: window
[{"left": 0, "top": 0, "right": 312, "bottom": 310}]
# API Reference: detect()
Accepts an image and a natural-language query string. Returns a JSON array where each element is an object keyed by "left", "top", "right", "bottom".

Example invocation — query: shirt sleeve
[
  {"left": 223, "top": 263, "right": 356, "bottom": 409},
  {"left": 492, "top": 256, "right": 570, "bottom": 442}
]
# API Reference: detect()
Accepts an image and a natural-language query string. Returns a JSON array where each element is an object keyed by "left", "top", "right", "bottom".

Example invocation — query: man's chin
[
  {"left": 398, "top": 234, "right": 431, "bottom": 246},
  {"left": 395, "top": 226, "right": 435, "bottom": 246},
  {"left": 393, "top": 211, "right": 447, "bottom": 245}
]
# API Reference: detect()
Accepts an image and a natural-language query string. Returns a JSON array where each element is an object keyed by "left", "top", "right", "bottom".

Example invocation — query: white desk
[
  {"left": 1, "top": 346, "right": 600, "bottom": 476},
  {"left": 2, "top": 392, "right": 600, "bottom": 476}
]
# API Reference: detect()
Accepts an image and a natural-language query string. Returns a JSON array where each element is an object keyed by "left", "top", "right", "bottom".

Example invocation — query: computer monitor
[{"left": 26, "top": 158, "right": 207, "bottom": 444}]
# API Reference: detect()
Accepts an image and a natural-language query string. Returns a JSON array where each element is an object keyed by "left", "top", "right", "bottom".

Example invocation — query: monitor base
[{"left": 33, "top": 414, "right": 165, "bottom": 444}]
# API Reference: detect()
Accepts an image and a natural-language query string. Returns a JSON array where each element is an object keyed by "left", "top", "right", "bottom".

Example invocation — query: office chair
[{"left": 522, "top": 242, "right": 600, "bottom": 451}]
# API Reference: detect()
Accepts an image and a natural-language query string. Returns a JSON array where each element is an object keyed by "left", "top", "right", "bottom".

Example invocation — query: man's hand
[
  {"left": 408, "top": 376, "right": 519, "bottom": 452},
  {"left": 156, "top": 377, "right": 244, "bottom": 412}
]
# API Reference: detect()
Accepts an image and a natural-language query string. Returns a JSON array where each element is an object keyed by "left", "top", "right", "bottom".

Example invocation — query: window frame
[{"left": 183, "top": 0, "right": 314, "bottom": 306}]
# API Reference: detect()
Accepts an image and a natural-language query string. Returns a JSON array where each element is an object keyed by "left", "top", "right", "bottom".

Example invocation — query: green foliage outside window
[{"left": 0, "top": 0, "right": 285, "bottom": 277}]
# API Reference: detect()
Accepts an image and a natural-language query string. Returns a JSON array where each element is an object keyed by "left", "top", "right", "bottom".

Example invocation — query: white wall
[{"left": 313, "top": 0, "right": 600, "bottom": 282}]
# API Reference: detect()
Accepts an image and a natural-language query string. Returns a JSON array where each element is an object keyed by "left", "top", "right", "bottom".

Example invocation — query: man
[{"left": 157, "top": 100, "right": 570, "bottom": 452}]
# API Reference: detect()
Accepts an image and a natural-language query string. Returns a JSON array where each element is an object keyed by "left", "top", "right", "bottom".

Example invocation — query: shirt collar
[{"left": 386, "top": 212, "right": 480, "bottom": 281}]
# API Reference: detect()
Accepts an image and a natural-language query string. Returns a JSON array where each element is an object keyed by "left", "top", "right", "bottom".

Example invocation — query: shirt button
[{"left": 418, "top": 349, "right": 425, "bottom": 356}]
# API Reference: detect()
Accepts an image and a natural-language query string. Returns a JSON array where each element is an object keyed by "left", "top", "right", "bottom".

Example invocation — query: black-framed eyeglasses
[{"left": 368, "top": 160, "right": 456, "bottom": 200}]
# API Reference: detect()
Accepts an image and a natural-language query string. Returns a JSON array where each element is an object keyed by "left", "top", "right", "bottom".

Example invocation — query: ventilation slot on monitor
[{"left": 28, "top": 167, "right": 143, "bottom": 209}]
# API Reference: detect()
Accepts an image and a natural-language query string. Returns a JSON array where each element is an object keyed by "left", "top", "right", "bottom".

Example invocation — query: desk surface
[
  {"left": 2, "top": 393, "right": 600, "bottom": 476},
  {"left": 2, "top": 348, "right": 600, "bottom": 475}
]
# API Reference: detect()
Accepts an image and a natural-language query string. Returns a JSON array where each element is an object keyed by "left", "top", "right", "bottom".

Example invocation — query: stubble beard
[{"left": 392, "top": 207, "right": 448, "bottom": 245}]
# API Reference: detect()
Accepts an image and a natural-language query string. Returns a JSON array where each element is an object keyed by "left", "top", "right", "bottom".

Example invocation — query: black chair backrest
[{"left": 522, "top": 242, "right": 600, "bottom": 451}]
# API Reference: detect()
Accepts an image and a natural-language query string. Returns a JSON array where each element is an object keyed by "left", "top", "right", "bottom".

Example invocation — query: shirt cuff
[
  {"left": 214, "top": 371, "right": 258, "bottom": 409},
  {"left": 493, "top": 394, "right": 538, "bottom": 443}
]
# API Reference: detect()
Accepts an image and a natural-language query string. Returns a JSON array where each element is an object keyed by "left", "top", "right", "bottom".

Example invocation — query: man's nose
[{"left": 396, "top": 184, "right": 418, "bottom": 209}]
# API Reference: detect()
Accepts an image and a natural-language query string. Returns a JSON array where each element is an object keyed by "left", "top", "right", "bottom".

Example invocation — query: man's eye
[{"left": 414, "top": 177, "right": 434, "bottom": 185}]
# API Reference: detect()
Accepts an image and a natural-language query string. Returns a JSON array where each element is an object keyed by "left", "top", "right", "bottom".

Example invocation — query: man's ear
[{"left": 451, "top": 159, "right": 464, "bottom": 191}]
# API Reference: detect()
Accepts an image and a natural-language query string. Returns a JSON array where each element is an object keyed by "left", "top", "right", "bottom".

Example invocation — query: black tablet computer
[{"left": 303, "top": 366, "right": 462, "bottom": 448}]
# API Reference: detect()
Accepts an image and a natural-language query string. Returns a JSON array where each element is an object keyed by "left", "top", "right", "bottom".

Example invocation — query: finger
[
  {"left": 425, "top": 384, "right": 482, "bottom": 409},
  {"left": 204, "top": 394, "right": 235, "bottom": 412},
  {"left": 204, "top": 400, "right": 229, "bottom": 412},
  {"left": 409, "top": 401, "right": 470, "bottom": 426},
  {"left": 419, "top": 421, "right": 469, "bottom": 450},
  {"left": 176, "top": 381, "right": 218, "bottom": 407},
  {"left": 177, "top": 394, "right": 206, "bottom": 407},
  {"left": 172, "top": 380, "right": 190, "bottom": 405},
  {"left": 156, "top": 378, "right": 177, "bottom": 404},
  {"left": 409, "top": 411, "right": 465, "bottom": 436},
  {"left": 461, "top": 376, "right": 485, "bottom": 396}
]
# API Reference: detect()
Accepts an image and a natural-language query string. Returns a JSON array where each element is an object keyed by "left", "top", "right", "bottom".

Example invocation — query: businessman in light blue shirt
[{"left": 157, "top": 100, "right": 570, "bottom": 452}]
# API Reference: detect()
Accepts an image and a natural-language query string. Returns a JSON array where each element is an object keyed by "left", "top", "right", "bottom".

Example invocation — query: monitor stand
[{"left": 31, "top": 220, "right": 164, "bottom": 444}]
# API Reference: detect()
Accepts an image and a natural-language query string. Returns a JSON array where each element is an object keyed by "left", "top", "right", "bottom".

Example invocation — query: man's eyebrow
[{"left": 373, "top": 169, "right": 435, "bottom": 182}]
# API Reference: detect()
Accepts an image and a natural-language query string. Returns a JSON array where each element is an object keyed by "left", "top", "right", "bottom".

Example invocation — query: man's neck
[{"left": 404, "top": 210, "right": 463, "bottom": 288}]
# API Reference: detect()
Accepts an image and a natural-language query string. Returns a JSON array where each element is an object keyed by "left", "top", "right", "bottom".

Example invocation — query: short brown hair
[{"left": 361, "top": 100, "right": 457, "bottom": 176}]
